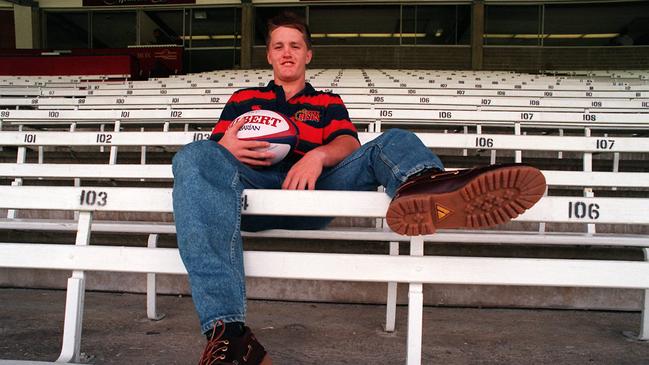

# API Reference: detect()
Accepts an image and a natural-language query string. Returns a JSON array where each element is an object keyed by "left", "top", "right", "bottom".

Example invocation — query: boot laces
[{"left": 199, "top": 321, "right": 230, "bottom": 365}]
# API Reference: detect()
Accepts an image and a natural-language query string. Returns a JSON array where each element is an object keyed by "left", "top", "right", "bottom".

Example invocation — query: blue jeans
[{"left": 172, "top": 129, "right": 443, "bottom": 334}]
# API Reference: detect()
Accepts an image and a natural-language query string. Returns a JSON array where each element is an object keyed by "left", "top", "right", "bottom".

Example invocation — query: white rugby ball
[{"left": 235, "top": 109, "right": 298, "bottom": 165}]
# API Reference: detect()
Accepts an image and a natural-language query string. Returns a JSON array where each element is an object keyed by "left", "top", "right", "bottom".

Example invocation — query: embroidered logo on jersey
[{"left": 294, "top": 109, "right": 321, "bottom": 124}]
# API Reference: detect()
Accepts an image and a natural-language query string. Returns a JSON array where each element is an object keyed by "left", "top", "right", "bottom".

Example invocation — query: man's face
[{"left": 267, "top": 26, "right": 312, "bottom": 84}]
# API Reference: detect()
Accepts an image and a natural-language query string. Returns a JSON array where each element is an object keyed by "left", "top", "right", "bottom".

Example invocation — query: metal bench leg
[
  {"left": 640, "top": 285, "right": 649, "bottom": 341},
  {"left": 384, "top": 241, "right": 398, "bottom": 332},
  {"left": 624, "top": 247, "right": 649, "bottom": 341},
  {"left": 147, "top": 234, "right": 165, "bottom": 321},
  {"left": 406, "top": 236, "right": 424, "bottom": 365},
  {"left": 378, "top": 193, "right": 397, "bottom": 333},
  {"left": 56, "top": 273, "right": 85, "bottom": 363},
  {"left": 56, "top": 212, "right": 92, "bottom": 363}
]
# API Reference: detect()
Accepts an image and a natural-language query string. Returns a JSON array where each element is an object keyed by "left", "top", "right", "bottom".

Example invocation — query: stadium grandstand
[{"left": 1, "top": 0, "right": 649, "bottom": 364}]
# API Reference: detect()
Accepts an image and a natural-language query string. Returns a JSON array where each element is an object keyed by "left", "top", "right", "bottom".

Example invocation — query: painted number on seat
[
  {"left": 568, "top": 201, "right": 599, "bottom": 220},
  {"left": 475, "top": 137, "right": 494, "bottom": 148},
  {"left": 193, "top": 132, "right": 210, "bottom": 141},
  {"left": 241, "top": 194, "right": 249, "bottom": 211},
  {"left": 595, "top": 139, "right": 615, "bottom": 150},
  {"left": 521, "top": 113, "right": 534, "bottom": 120},
  {"left": 96, "top": 133, "right": 112, "bottom": 143},
  {"left": 0, "top": 111, "right": 10, "bottom": 118},
  {"left": 79, "top": 190, "right": 108, "bottom": 207}
]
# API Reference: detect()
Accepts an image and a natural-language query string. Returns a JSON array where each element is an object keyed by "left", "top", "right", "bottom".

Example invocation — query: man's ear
[
  {"left": 267, "top": 48, "right": 272, "bottom": 65},
  {"left": 306, "top": 49, "right": 313, "bottom": 65}
]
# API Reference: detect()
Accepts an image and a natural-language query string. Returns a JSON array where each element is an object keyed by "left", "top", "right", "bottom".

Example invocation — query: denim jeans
[{"left": 172, "top": 128, "right": 444, "bottom": 334}]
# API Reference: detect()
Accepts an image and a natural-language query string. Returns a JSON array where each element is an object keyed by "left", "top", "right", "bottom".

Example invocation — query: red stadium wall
[
  {"left": 0, "top": 55, "right": 136, "bottom": 76},
  {"left": 0, "top": 46, "right": 182, "bottom": 78}
]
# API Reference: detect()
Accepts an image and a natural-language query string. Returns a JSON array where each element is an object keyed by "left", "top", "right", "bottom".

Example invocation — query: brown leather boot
[
  {"left": 199, "top": 321, "right": 272, "bottom": 365},
  {"left": 386, "top": 163, "right": 546, "bottom": 235}
]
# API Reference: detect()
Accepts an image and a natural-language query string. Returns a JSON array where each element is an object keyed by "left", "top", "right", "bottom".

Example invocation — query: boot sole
[{"left": 386, "top": 165, "right": 546, "bottom": 236}]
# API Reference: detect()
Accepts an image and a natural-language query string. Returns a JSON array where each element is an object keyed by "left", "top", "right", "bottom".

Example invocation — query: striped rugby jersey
[{"left": 210, "top": 81, "right": 358, "bottom": 163}]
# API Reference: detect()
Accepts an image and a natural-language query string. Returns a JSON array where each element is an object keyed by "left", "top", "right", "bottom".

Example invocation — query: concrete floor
[{"left": 1, "top": 288, "right": 649, "bottom": 365}]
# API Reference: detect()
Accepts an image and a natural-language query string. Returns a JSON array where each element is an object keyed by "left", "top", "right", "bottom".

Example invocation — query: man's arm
[{"left": 282, "top": 135, "right": 360, "bottom": 190}]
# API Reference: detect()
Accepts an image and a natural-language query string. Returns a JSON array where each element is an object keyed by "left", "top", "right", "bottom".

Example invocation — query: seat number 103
[{"left": 79, "top": 189, "right": 108, "bottom": 207}]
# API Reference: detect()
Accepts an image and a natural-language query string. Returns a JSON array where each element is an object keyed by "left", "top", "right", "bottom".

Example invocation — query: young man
[{"left": 172, "top": 12, "right": 546, "bottom": 365}]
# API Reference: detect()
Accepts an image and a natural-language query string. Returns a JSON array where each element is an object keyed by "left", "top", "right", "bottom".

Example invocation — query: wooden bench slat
[
  {"left": 2, "top": 243, "right": 649, "bottom": 289},
  {"left": 1, "top": 131, "right": 648, "bottom": 153},
  {"left": 1, "top": 186, "right": 648, "bottom": 224},
  {"left": 2, "top": 219, "right": 648, "bottom": 247}
]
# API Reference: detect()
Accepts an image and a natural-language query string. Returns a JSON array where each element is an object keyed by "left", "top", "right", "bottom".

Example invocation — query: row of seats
[
  {"left": 0, "top": 74, "right": 129, "bottom": 86},
  {"left": 1, "top": 108, "right": 647, "bottom": 130},
  {"left": 547, "top": 69, "right": 649, "bottom": 80},
  {"left": 4, "top": 86, "right": 646, "bottom": 99},
  {"left": 3, "top": 68, "right": 648, "bottom": 89},
  {"left": 2, "top": 93, "right": 647, "bottom": 113}
]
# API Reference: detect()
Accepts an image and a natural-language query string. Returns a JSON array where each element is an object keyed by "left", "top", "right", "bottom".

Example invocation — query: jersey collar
[{"left": 266, "top": 80, "right": 317, "bottom": 100}]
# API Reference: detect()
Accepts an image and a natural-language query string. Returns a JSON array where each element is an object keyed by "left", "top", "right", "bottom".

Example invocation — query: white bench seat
[
  {"left": 4, "top": 108, "right": 649, "bottom": 129},
  {"left": 3, "top": 218, "right": 648, "bottom": 248},
  {"left": 4, "top": 242, "right": 649, "bottom": 289}
]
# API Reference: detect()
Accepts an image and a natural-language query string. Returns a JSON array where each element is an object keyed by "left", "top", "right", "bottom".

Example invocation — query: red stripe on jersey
[
  {"left": 211, "top": 120, "right": 232, "bottom": 134},
  {"left": 229, "top": 89, "right": 275, "bottom": 103},
  {"left": 289, "top": 93, "right": 344, "bottom": 106},
  {"left": 295, "top": 122, "right": 324, "bottom": 145},
  {"left": 323, "top": 119, "right": 355, "bottom": 140}
]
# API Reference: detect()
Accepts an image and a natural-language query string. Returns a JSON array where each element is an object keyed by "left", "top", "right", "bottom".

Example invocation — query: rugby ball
[{"left": 235, "top": 109, "right": 298, "bottom": 165}]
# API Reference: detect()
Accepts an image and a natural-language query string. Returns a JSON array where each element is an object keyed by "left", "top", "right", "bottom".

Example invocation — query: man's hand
[
  {"left": 218, "top": 117, "right": 275, "bottom": 167},
  {"left": 282, "top": 150, "right": 326, "bottom": 190},
  {"left": 282, "top": 135, "right": 360, "bottom": 190}
]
